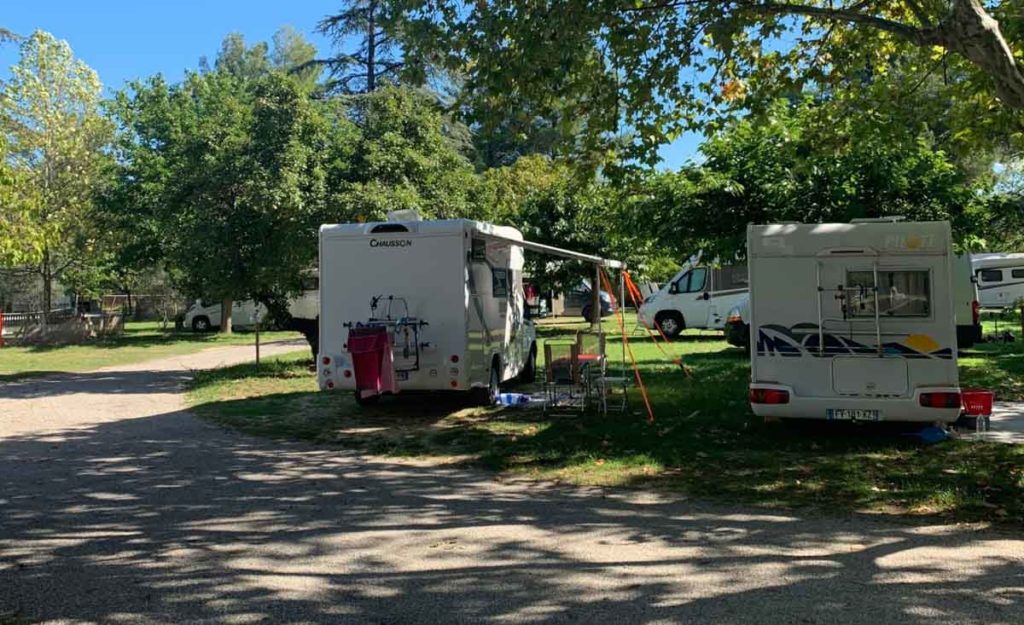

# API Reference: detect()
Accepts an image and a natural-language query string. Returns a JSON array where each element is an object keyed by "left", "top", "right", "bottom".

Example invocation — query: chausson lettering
[{"left": 370, "top": 238, "right": 412, "bottom": 248}]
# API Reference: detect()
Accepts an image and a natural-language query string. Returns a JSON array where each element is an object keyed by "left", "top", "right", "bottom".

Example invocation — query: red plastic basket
[{"left": 961, "top": 389, "right": 994, "bottom": 416}]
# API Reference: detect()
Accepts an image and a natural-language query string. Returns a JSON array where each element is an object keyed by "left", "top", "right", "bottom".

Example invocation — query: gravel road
[{"left": 1, "top": 341, "right": 1021, "bottom": 625}]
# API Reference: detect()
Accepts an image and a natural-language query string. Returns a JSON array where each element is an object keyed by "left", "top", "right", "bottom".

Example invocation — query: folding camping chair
[
  {"left": 577, "top": 331, "right": 629, "bottom": 416},
  {"left": 543, "top": 339, "right": 587, "bottom": 415}
]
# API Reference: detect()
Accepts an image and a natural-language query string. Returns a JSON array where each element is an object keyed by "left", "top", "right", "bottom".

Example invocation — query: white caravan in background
[
  {"left": 637, "top": 260, "right": 748, "bottom": 337},
  {"left": 971, "top": 252, "right": 1024, "bottom": 309},
  {"left": 317, "top": 213, "right": 537, "bottom": 404},
  {"left": 747, "top": 219, "right": 961, "bottom": 423}
]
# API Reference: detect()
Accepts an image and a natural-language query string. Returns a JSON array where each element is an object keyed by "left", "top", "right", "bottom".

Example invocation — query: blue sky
[{"left": 1, "top": 1, "right": 701, "bottom": 168}]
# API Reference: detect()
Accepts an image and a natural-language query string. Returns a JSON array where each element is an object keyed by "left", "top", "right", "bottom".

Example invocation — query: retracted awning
[{"left": 477, "top": 230, "right": 625, "bottom": 269}]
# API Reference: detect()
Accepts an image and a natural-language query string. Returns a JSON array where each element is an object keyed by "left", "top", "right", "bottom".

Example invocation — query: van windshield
[{"left": 673, "top": 268, "right": 707, "bottom": 293}]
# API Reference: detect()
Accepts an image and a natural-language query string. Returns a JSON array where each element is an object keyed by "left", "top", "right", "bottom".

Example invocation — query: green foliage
[
  {"left": 0, "top": 30, "right": 114, "bottom": 309},
  {"left": 334, "top": 86, "right": 478, "bottom": 221},
  {"left": 393, "top": 1, "right": 1024, "bottom": 165},
  {"left": 634, "top": 99, "right": 985, "bottom": 260},
  {"left": 317, "top": 0, "right": 405, "bottom": 94},
  {"left": 110, "top": 68, "right": 330, "bottom": 308}
]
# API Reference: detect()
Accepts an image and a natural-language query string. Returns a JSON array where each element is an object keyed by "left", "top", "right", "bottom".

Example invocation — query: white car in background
[
  {"left": 184, "top": 273, "right": 320, "bottom": 333},
  {"left": 183, "top": 299, "right": 267, "bottom": 332}
]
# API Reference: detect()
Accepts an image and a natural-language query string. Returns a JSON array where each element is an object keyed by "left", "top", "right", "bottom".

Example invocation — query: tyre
[
  {"left": 519, "top": 344, "right": 537, "bottom": 383},
  {"left": 354, "top": 391, "right": 380, "bottom": 406},
  {"left": 581, "top": 304, "right": 594, "bottom": 323},
  {"left": 654, "top": 311, "right": 684, "bottom": 339},
  {"left": 473, "top": 359, "right": 501, "bottom": 406},
  {"left": 191, "top": 316, "right": 212, "bottom": 332}
]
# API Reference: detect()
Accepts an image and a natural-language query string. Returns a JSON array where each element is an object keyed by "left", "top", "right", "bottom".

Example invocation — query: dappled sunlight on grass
[{"left": 188, "top": 315, "right": 1024, "bottom": 524}]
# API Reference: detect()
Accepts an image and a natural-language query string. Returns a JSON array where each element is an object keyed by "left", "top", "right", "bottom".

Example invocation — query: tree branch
[{"left": 740, "top": 2, "right": 929, "bottom": 45}]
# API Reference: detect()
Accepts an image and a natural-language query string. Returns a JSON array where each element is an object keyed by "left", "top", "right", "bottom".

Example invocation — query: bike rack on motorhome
[{"left": 747, "top": 219, "right": 962, "bottom": 423}]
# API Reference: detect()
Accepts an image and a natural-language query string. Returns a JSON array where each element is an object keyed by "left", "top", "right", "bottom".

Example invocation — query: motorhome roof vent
[
  {"left": 387, "top": 209, "right": 422, "bottom": 222},
  {"left": 370, "top": 224, "right": 410, "bottom": 233},
  {"left": 851, "top": 216, "right": 905, "bottom": 223}
]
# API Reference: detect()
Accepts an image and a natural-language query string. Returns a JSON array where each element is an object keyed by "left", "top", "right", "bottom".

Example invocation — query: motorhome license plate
[
  {"left": 827, "top": 408, "right": 880, "bottom": 421},
  {"left": 396, "top": 371, "right": 409, "bottom": 381}
]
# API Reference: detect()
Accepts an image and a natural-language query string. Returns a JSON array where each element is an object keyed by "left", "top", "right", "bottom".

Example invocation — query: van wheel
[
  {"left": 581, "top": 304, "right": 594, "bottom": 323},
  {"left": 192, "top": 316, "right": 211, "bottom": 332},
  {"left": 655, "top": 311, "right": 684, "bottom": 338},
  {"left": 519, "top": 344, "right": 537, "bottom": 383}
]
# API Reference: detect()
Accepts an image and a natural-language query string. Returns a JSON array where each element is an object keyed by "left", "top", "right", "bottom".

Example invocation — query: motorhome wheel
[
  {"left": 354, "top": 391, "right": 380, "bottom": 406},
  {"left": 655, "top": 311, "right": 684, "bottom": 338},
  {"left": 519, "top": 344, "right": 537, "bottom": 383},
  {"left": 191, "top": 316, "right": 211, "bottom": 332}
]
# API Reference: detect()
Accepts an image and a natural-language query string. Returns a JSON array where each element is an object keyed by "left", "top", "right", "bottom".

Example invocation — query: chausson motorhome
[
  {"left": 747, "top": 220, "right": 961, "bottom": 423},
  {"left": 317, "top": 215, "right": 537, "bottom": 404},
  {"left": 971, "top": 252, "right": 1024, "bottom": 309},
  {"left": 637, "top": 261, "right": 748, "bottom": 337}
]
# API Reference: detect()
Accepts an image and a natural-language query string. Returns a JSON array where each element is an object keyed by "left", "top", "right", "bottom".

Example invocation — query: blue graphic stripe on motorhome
[{"left": 756, "top": 324, "right": 954, "bottom": 360}]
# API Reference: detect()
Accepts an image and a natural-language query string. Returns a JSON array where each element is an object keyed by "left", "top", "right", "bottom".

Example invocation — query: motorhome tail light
[
  {"left": 919, "top": 391, "right": 961, "bottom": 409},
  {"left": 322, "top": 356, "right": 331, "bottom": 366},
  {"left": 450, "top": 380, "right": 458, "bottom": 388},
  {"left": 450, "top": 354, "right": 459, "bottom": 363},
  {"left": 343, "top": 369, "right": 352, "bottom": 378},
  {"left": 972, "top": 300, "right": 980, "bottom": 326},
  {"left": 749, "top": 388, "right": 790, "bottom": 404},
  {"left": 326, "top": 380, "right": 335, "bottom": 389}
]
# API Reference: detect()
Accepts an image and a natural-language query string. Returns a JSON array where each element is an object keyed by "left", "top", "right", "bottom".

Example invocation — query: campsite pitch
[{"left": 189, "top": 318, "right": 1024, "bottom": 525}]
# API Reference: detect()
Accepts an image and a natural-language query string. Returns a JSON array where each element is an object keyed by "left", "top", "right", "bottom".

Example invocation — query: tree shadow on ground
[{"left": 1, "top": 410, "right": 1021, "bottom": 624}]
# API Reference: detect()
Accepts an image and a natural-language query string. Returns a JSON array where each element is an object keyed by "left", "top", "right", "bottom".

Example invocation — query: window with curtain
[{"left": 846, "top": 270, "right": 931, "bottom": 317}]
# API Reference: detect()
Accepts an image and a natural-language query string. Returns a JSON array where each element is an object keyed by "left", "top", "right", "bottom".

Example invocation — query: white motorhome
[
  {"left": 748, "top": 219, "right": 961, "bottom": 423},
  {"left": 637, "top": 261, "right": 748, "bottom": 337},
  {"left": 971, "top": 252, "right": 1024, "bottom": 309},
  {"left": 317, "top": 215, "right": 537, "bottom": 404}
]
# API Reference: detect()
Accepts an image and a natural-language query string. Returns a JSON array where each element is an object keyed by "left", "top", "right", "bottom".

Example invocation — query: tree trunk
[
  {"left": 220, "top": 297, "right": 233, "bottom": 333},
  {"left": 367, "top": 3, "right": 376, "bottom": 92},
  {"left": 41, "top": 247, "right": 52, "bottom": 330},
  {"left": 935, "top": 0, "right": 1024, "bottom": 109}
]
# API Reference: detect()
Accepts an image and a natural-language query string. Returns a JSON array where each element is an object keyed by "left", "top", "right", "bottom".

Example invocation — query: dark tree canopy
[
  {"left": 392, "top": 0, "right": 1024, "bottom": 165},
  {"left": 315, "top": 0, "right": 405, "bottom": 94}
]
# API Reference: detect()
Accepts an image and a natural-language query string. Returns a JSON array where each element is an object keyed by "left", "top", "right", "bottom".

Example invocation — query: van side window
[
  {"left": 675, "top": 268, "right": 707, "bottom": 293},
  {"left": 980, "top": 269, "right": 1003, "bottom": 282},
  {"left": 1012, "top": 269, "right": 1024, "bottom": 279},
  {"left": 846, "top": 270, "right": 930, "bottom": 317}
]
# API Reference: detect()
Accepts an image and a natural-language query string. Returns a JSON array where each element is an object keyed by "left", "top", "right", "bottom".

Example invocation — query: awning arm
[{"left": 477, "top": 231, "right": 625, "bottom": 269}]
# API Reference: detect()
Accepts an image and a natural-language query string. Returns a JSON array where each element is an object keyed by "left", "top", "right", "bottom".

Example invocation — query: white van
[
  {"left": 971, "top": 252, "right": 1024, "bottom": 309},
  {"left": 184, "top": 272, "right": 320, "bottom": 333},
  {"left": 183, "top": 299, "right": 267, "bottom": 332},
  {"left": 317, "top": 215, "right": 537, "bottom": 404},
  {"left": 747, "top": 219, "right": 961, "bottom": 424},
  {"left": 637, "top": 262, "right": 748, "bottom": 337}
]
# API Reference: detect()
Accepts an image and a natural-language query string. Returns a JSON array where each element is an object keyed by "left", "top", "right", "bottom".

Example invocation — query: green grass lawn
[
  {"left": 0, "top": 321, "right": 303, "bottom": 379},
  {"left": 188, "top": 314, "right": 1024, "bottom": 524}
]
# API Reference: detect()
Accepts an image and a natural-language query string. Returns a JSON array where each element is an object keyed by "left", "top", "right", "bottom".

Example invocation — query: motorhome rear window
[
  {"left": 1012, "top": 269, "right": 1024, "bottom": 279},
  {"left": 846, "top": 270, "right": 930, "bottom": 318},
  {"left": 980, "top": 269, "right": 1003, "bottom": 282}
]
